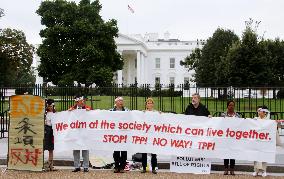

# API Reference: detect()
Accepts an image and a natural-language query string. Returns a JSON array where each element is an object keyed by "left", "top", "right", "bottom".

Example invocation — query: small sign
[
  {"left": 170, "top": 156, "right": 211, "bottom": 174},
  {"left": 8, "top": 95, "right": 45, "bottom": 171}
]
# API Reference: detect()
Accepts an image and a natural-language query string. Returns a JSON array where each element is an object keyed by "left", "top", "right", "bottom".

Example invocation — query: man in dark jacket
[{"left": 184, "top": 93, "right": 210, "bottom": 116}]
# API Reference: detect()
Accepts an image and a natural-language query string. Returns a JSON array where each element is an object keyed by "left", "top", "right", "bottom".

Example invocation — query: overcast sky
[{"left": 1, "top": 0, "right": 284, "bottom": 44}]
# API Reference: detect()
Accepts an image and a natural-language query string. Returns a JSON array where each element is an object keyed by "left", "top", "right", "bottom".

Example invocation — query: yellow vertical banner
[{"left": 8, "top": 95, "right": 45, "bottom": 171}]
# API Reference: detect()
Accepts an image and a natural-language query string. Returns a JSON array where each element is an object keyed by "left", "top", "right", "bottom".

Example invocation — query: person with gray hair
[
  {"left": 184, "top": 93, "right": 210, "bottom": 116},
  {"left": 110, "top": 96, "right": 129, "bottom": 173}
]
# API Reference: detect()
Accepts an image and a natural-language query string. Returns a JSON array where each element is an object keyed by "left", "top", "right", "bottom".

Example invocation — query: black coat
[{"left": 184, "top": 103, "right": 210, "bottom": 116}]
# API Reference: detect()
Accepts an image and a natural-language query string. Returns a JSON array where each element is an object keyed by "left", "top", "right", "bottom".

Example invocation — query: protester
[
  {"left": 68, "top": 95, "right": 92, "bottom": 172},
  {"left": 43, "top": 99, "right": 57, "bottom": 171},
  {"left": 253, "top": 106, "right": 269, "bottom": 177},
  {"left": 110, "top": 96, "right": 129, "bottom": 173},
  {"left": 184, "top": 93, "right": 211, "bottom": 173},
  {"left": 220, "top": 100, "right": 241, "bottom": 175},
  {"left": 184, "top": 93, "right": 210, "bottom": 116},
  {"left": 141, "top": 98, "right": 157, "bottom": 174}
]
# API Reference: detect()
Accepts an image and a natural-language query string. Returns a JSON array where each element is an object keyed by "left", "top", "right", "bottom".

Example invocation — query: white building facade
[
  {"left": 115, "top": 33, "right": 202, "bottom": 87},
  {"left": 35, "top": 33, "right": 203, "bottom": 86}
]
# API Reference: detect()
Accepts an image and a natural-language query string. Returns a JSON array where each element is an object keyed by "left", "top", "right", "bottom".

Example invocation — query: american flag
[{"left": 128, "top": 5, "right": 134, "bottom": 13}]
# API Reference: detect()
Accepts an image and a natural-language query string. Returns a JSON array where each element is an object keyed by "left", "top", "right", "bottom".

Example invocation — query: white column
[
  {"left": 136, "top": 51, "right": 141, "bottom": 85},
  {"left": 117, "top": 70, "right": 122, "bottom": 84},
  {"left": 117, "top": 51, "right": 123, "bottom": 84},
  {"left": 127, "top": 58, "right": 131, "bottom": 84},
  {"left": 140, "top": 53, "right": 144, "bottom": 84}
]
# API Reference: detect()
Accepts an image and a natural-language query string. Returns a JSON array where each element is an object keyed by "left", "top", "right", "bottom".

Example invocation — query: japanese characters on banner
[
  {"left": 170, "top": 157, "right": 211, "bottom": 174},
  {"left": 8, "top": 95, "right": 45, "bottom": 171},
  {"left": 51, "top": 110, "right": 277, "bottom": 163}
]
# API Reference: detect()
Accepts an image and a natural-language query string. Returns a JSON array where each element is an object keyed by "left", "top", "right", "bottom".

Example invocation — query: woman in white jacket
[{"left": 252, "top": 106, "right": 272, "bottom": 177}]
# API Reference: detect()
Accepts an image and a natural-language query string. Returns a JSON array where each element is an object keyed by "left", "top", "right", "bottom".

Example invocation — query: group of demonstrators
[{"left": 43, "top": 93, "right": 281, "bottom": 177}]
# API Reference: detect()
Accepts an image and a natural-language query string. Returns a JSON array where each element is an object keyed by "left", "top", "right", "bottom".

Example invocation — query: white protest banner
[
  {"left": 170, "top": 157, "right": 211, "bottom": 174},
  {"left": 51, "top": 110, "right": 277, "bottom": 163}
]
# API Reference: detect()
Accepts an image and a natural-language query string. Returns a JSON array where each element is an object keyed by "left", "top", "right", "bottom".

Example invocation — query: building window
[
  {"left": 155, "top": 58, "right": 160, "bottom": 69},
  {"left": 170, "top": 58, "right": 175, "bottom": 68},
  {"left": 184, "top": 77, "right": 190, "bottom": 90},
  {"left": 184, "top": 77, "right": 190, "bottom": 84},
  {"left": 169, "top": 77, "right": 175, "bottom": 85},
  {"left": 155, "top": 77, "right": 161, "bottom": 90},
  {"left": 155, "top": 77, "right": 160, "bottom": 84}
]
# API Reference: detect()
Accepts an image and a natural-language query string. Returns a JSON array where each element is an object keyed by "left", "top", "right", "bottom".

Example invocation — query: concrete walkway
[{"left": 1, "top": 135, "right": 284, "bottom": 173}]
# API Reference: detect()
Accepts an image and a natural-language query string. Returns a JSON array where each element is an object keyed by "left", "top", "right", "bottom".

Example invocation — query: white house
[
  {"left": 114, "top": 32, "right": 203, "bottom": 86},
  {"left": 35, "top": 32, "right": 203, "bottom": 86}
]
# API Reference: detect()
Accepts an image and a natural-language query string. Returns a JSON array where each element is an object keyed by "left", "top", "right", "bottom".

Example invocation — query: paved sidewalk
[
  {"left": 1, "top": 135, "right": 284, "bottom": 172},
  {"left": 1, "top": 167, "right": 284, "bottom": 179}
]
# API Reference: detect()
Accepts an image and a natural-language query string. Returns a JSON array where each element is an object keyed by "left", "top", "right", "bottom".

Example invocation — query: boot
[
  {"left": 230, "top": 168, "right": 235, "bottom": 175},
  {"left": 224, "top": 168, "right": 229, "bottom": 175},
  {"left": 43, "top": 161, "right": 50, "bottom": 171},
  {"left": 141, "top": 167, "right": 146, "bottom": 173},
  {"left": 48, "top": 160, "right": 58, "bottom": 171},
  {"left": 113, "top": 168, "right": 120, "bottom": 173}
]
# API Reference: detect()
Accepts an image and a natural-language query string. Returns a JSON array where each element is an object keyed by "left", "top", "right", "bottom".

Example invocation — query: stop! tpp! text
[
  {"left": 102, "top": 135, "right": 215, "bottom": 150},
  {"left": 55, "top": 120, "right": 271, "bottom": 141}
]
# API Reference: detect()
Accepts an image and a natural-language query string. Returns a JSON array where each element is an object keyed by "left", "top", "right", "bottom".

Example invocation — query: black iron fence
[{"left": 1, "top": 84, "right": 284, "bottom": 138}]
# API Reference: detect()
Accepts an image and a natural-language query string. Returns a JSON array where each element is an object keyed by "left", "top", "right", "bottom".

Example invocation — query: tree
[
  {"left": 226, "top": 20, "right": 275, "bottom": 87},
  {"left": 182, "top": 28, "right": 239, "bottom": 87},
  {"left": 183, "top": 19, "right": 284, "bottom": 88},
  {"left": 36, "top": 0, "right": 123, "bottom": 86},
  {"left": 0, "top": 28, "right": 35, "bottom": 86},
  {"left": 180, "top": 48, "right": 201, "bottom": 83},
  {"left": 261, "top": 39, "right": 284, "bottom": 86}
]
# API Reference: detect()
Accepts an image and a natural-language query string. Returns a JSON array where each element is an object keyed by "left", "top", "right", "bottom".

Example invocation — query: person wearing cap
[
  {"left": 253, "top": 105, "right": 270, "bottom": 177},
  {"left": 44, "top": 99, "right": 57, "bottom": 171},
  {"left": 69, "top": 95, "right": 92, "bottom": 172},
  {"left": 141, "top": 98, "right": 158, "bottom": 174},
  {"left": 220, "top": 100, "right": 241, "bottom": 175},
  {"left": 110, "top": 96, "right": 129, "bottom": 173},
  {"left": 68, "top": 95, "right": 92, "bottom": 111}
]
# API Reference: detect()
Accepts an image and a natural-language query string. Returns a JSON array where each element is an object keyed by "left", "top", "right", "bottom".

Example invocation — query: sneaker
[
  {"left": 152, "top": 170, "right": 157, "bottom": 174},
  {"left": 262, "top": 172, "right": 267, "bottom": 177},
  {"left": 141, "top": 169, "right": 146, "bottom": 173},
  {"left": 83, "top": 168, "right": 89, "bottom": 172},
  {"left": 252, "top": 172, "right": 258, "bottom": 177}
]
